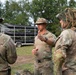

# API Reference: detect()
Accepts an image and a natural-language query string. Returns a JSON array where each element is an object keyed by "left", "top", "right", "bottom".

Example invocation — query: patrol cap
[
  {"left": 56, "top": 12, "right": 66, "bottom": 21},
  {"left": 0, "top": 18, "right": 3, "bottom": 23},
  {"left": 56, "top": 8, "right": 75, "bottom": 22},
  {"left": 56, "top": 8, "right": 76, "bottom": 28},
  {"left": 35, "top": 18, "right": 47, "bottom": 25}
]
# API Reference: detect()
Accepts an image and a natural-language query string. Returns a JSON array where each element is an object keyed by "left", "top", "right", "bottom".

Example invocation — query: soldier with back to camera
[
  {"left": 0, "top": 18, "right": 17, "bottom": 75},
  {"left": 32, "top": 18, "right": 56, "bottom": 75},
  {"left": 53, "top": 8, "right": 76, "bottom": 75}
]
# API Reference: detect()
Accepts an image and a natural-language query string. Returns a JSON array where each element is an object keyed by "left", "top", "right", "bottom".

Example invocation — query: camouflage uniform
[
  {"left": 34, "top": 30, "right": 56, "bottom": 75},
  {"left": 0, "top": 33, "right": 17, "bottom": 75},
  {"left": 53, "top": 8, "right": 76, "bottom": 75}
]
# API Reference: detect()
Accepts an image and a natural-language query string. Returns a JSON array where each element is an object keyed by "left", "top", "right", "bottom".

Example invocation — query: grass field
[{"left": 11, "top": 46, "right": 34, "bottom": 75}]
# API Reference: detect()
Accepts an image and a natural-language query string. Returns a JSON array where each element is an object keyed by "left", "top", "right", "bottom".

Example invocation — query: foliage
[
  {"left": 29, "top": 0, "right": 68, "bottom": 36},
  {"left": 1, "top": 0, "right": 30, "bottom": 25},
  {"left": 69, "top": 0, "right": 76, "bottom": 7},
  {"left": 0, "top": 0, "right": 76, "bottom": 35}
]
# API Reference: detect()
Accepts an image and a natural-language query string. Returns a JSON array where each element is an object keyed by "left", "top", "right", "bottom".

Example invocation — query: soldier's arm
[
  {"left": 5, "top": 37, "right": 17, "bottom": 64},
  {"left": 53, "top": 47, "right": 67, "bottom": 75},
  {"left": 44, "top": 37, "right": 55, "bottom": 45},
  {"left": 45, "top": 33, "right": 56, "bottom": 45},
  {"left": 53, "top": 30, "right": 72, "bottom": 75}
]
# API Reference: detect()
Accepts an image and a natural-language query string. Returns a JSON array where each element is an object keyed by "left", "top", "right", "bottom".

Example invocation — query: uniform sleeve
[
  {"left": 54, "top": 30, "right": 72, "bottom": 59},
  {"left": 53, "top": 30, "right": 72, "bottom": 75},
  {"left": 5, "top": 37, "right": 17, "bottom": 64},
  {"left": 59, "top": 30, "right": 72, "bottom": 50},
  {"left": 48, "top": 32, "right": 56, "bottom": 45}
]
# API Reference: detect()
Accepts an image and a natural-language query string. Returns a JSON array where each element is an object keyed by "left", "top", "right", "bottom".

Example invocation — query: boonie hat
[
  {"left": 56, "top": 12, "right": 66, "bottom": 21},
  {"left": 35, "top": 18, "right": 47, "bottom": 25}
]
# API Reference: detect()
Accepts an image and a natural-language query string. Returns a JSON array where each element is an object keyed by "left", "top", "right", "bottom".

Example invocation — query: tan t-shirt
[{"left": 34, "top": 31, "right": 56, "bottom": 60}]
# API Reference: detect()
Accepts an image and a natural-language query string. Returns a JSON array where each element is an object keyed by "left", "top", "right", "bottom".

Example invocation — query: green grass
[
  {"left": 11, "top": 46, "right": 34, "bottom": 75},
  {"left": 11, "top": 46, "right": 55, "bottom": 75},
  {"left": 11, "top": 63, "right": 34, "bottom": 75},
  {"left": 16, "top": 46, "right": 33, "bottom": 56}
]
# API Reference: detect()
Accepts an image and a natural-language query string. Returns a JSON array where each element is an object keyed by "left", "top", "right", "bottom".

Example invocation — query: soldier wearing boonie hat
[
  {"left": 35, "top": 18, "right": 47, "bottom": 25},
  {"left": 32, "top": 18, "right": 56, "bottom": 75}
]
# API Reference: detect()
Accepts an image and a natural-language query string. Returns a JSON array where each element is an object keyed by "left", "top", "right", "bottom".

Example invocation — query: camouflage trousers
[
  {"left": 34, "top": 59, "right": 53, "bottom": 75},
  {"left": 62, "top": 68, "right": 76, "bottom": 75}
]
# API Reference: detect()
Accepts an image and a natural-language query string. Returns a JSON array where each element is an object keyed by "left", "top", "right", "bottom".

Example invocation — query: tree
[
  {"left": 29, "top": 0, "right": 68, "bottom": 36},
  {"left": 0, "top": 1, "right": 3, "bottom": 17},
  {"left": 69, "top": 0, "right": 76, "bottom": 7},
  {"left": 2, "top": 0, "right": 30, "bottom": 25},
  {"left": 1, "top": 0, "right": 76, "bottom": 35}
]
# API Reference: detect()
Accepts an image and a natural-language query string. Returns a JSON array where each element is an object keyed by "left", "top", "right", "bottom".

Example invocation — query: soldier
[
  {"left": 0, "top": 18, "right": 17, "bottom": 75},
  {"left": 32, "top": 18, "right": 56, "bottom": 75},
  {"left": 53, "top": 8, "right": 76, "bottom": 75}
]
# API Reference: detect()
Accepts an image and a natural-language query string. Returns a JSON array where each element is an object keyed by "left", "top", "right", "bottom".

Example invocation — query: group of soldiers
[
  {"left": 0, "top": 7, "right": 76, "bottom": 75},
  {"left": 32, "top": 8, "right": 76, "bottom": 75}
]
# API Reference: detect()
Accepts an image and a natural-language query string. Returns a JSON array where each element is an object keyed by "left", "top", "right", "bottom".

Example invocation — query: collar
[{"left": 42, "top": 30, "right": 49, "bottom": 35}]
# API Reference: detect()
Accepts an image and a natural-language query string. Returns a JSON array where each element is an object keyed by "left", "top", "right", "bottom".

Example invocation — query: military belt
[{"left": 36, "top": 58, "right": 51, "bottom": 63}]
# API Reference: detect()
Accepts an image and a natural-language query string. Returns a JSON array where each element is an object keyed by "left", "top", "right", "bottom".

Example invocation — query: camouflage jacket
[
  {"left": 54, "top": 29, "right": 76, "bottom": 74},
  {"left": 0, "top": 33, "right": 17, "bottom": 71}
]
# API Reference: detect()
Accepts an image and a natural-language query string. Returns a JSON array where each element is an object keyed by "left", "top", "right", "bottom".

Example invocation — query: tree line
[{"left": 0, "top": 0, "right": 76, "bottom": 36}]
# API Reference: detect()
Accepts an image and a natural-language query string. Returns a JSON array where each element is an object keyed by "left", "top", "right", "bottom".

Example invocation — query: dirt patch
[{"left": 15, "top": 55, "right": 34, "bottom": 65}]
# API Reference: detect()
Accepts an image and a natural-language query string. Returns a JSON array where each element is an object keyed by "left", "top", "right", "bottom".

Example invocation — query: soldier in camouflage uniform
[
  {"left": 0, "top": 18, "right": 17, "bottom": 75},
  {"left": 32, "top": 18, "right": 56, "bottom": 75},
  {"left": 53, "top": 8, "right": 76, "bottom": 75}
]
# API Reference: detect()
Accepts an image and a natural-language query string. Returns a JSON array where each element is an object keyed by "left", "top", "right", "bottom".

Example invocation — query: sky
[
  {"left": 0, "top": 0, "right": 18, "bottom": 3},
  {"left": 1, "top": 0, "right": 76, "bottom": 4},
  {"left": 0, "top": 0, "right": 32, "bottom": 3},
  {"left": 0, "top": 0, "right": 69, "bottom": 3}
]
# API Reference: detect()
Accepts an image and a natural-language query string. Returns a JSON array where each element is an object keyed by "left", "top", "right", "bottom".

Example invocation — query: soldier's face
[
  {"left": 60, "top": 20, "right": 68, "bottom": 29},
  {"left": 37, "top": 24, "right": 46, "bottom": 31}
]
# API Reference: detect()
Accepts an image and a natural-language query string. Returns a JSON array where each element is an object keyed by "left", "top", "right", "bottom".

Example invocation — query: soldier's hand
[
  {"left": 32, "top": 48, "right": 38, "bottom": 55},
  {"left": 38, "top": 34, "right": 46, "bottom": 41},
  {"left": 62, "top": 63, "right": 68, "bottom": 71}
]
